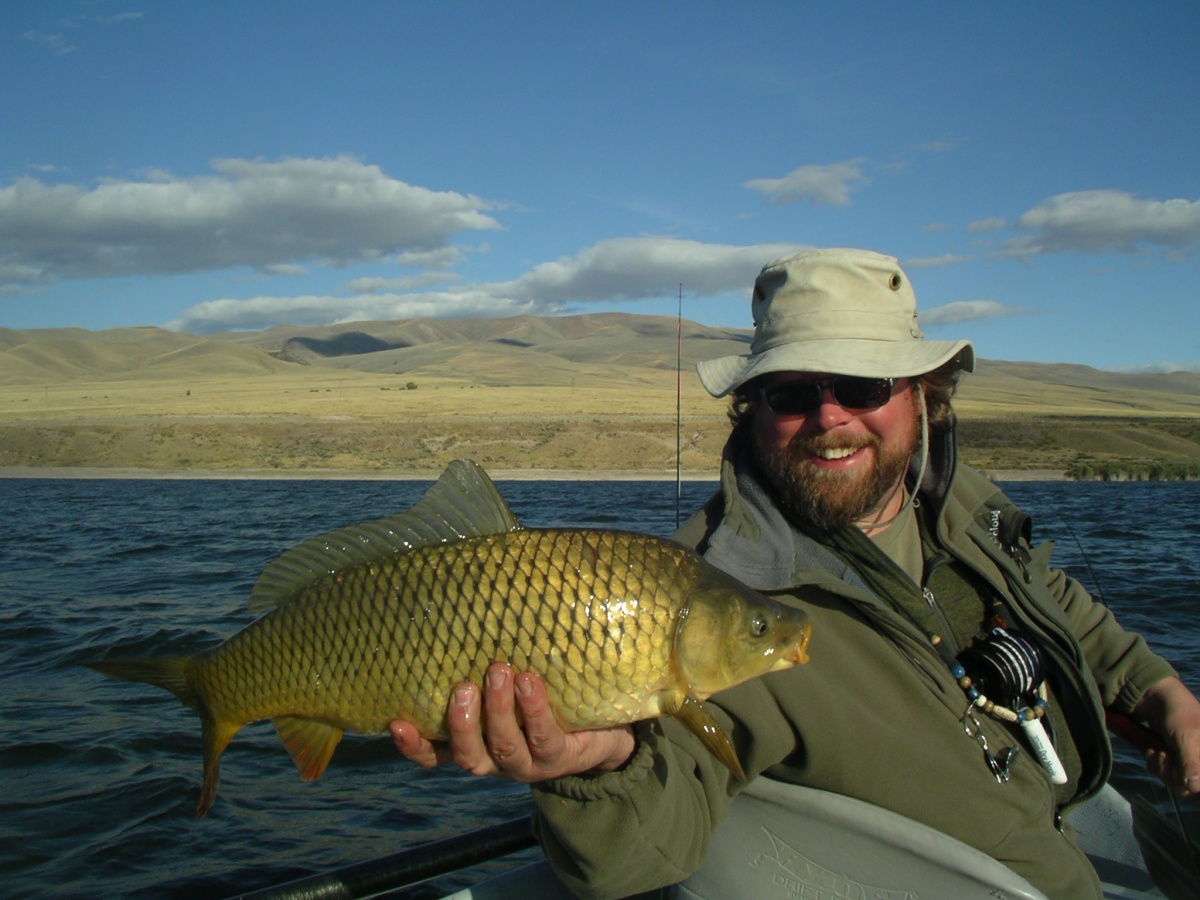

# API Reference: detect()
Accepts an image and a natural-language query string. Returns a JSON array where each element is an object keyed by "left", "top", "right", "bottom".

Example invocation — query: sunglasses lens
[
  {"left": 835, "top": 377, "right": 894, "bottom": 409},
  {"left": 763, "top": 377, "right": 893, "bottom": 415},
  {"left": 763, "top": 382, "right": 821, "bottom": 415}
]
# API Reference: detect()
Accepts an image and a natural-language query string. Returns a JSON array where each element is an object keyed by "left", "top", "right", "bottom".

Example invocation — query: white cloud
[
  {"left": 346, "top": 272, "right": 460, "bottom": 294},
  {"left": 743, "top": 159, "right": 868, "bottom": 206},
  {"left": 21, "top": 30, "right": 76, "bottom": 55},
  {"left": 21, "top": 10, "right": 142, "bottom": 55},
  {"left": 966, "top": 217, "right": 1006, "bottom": 233},
  {"left": 100, "top": 12, "right": 145, "bottom": 25},
  {"left": 904, "top": 253, "right": 971, "bottom": 269},
  {"left": 1000, "top": 190, "right": 1200, "bottom": 257},
  {"left": 168, "top": 236, "right": 808, "bottom": 333},
  {"left": 1108, "top": 360, "right": 1200, "bottom": 374},
  {"left": 262, "top": 264, "right": 308, "bottom": 277},
  {"left": 167, "top": 290, "right": 521, "bottom": 333},
  {"left": 489, "top": 236, "right": 807, "bottom": 303},
  {"left": 0, "top": 262, "right": 44, "bottom": 283},
  {"left": 921, "top": 300, "right": 1025, "bottom": 327},
  {"left": 919, "top": 136, "right": 963, "bottom": 154},
  {"left": 0, "top": 156, "right": 501, "bottom": 293},
  {"left": 394, "top": 247, "right": 466, "bottom": 268}
]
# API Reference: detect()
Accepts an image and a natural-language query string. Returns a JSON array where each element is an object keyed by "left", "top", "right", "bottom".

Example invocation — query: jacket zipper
[{"left": 920, "top": 551, "right": 961, "bottom": 654}]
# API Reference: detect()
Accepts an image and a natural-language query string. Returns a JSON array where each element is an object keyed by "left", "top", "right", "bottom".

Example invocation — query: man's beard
[{"left": 754, "top": 423, "right": 919, "bottom": 531}]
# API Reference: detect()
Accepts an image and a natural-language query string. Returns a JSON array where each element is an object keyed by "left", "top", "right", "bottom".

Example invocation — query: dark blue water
[{"left": 1, "top": 477, "right": 1197, "bottom": 899}]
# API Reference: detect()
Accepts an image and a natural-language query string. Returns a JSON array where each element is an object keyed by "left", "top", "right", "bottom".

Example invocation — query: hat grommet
[{"left": 888, "top": 273, "right": 902, "bottom": 291}]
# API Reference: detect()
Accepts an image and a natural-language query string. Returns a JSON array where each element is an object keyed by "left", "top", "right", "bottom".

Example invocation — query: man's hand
[
  {"left": 389, "top": 662, "right": 637, "bottom": 783},
  {"left": 1131, "top": 675, "right": 1200, "bottom": 798}
]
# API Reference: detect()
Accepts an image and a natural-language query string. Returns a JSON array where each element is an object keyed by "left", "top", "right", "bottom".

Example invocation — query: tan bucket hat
[{"left": 697, "top": 247, "right": 975, "bottom": 397}]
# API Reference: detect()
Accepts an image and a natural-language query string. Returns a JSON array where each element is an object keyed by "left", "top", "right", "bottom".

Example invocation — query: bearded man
[{"left": 392, "top": 248, "right": 1200, "bottom": 899}]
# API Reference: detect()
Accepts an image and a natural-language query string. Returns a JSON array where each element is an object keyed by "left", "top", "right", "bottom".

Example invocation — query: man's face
[{"left": 752, "top": 372, "right": 921, "bottom": 530}]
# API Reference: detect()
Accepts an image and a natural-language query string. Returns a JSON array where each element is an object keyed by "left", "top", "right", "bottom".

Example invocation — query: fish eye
[{"left": 750, "top": 612, "right": 769, "bottom": 637}]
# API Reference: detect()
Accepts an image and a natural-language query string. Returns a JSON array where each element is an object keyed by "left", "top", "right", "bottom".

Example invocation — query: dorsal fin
[{"left": 248, "top": 459, "right": 521, "bottom": 614}]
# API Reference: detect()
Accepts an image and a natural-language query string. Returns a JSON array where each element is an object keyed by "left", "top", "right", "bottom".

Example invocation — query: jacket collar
[
  {"left": 701, "top": 438, "right": 867, "bottom": 593},
  {"left": 701, "top": 420, "right": 960, "bottom": 593}
]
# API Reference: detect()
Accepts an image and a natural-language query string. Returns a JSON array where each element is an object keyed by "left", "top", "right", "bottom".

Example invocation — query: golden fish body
[
  {"left": 90, "top": 460, "right": 812, "bottom": 816},
  {"left": 209, "top": 529, "right": 759, "bottom": 735}
]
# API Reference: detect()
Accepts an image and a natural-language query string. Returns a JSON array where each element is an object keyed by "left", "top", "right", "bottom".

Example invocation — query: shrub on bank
[{"left": 1065, "top": 460, "right": 1200, "bottom": 481}]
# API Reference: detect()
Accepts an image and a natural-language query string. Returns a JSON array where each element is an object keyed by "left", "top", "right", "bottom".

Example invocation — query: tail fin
[
  {"left": 88, "top": 656, "right": 200, "bottom": 709},
  {"left": 89, "top": 655, "right": 237, "bottom": 817}
]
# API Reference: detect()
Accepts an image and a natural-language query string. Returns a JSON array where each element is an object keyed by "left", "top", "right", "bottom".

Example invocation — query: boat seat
[{"left": 445, "top": 778, "right": 1162, "bottom": 899}]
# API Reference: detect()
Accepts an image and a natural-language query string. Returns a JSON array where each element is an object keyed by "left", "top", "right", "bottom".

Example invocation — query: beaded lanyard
[{"left": 929, "top": 607, "right": 1067, "bottom": 785}]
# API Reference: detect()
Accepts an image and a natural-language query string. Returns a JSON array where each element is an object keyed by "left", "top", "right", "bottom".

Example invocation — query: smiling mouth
[{"left": 812, "top": 446, "right": 860, "bottom": 461}]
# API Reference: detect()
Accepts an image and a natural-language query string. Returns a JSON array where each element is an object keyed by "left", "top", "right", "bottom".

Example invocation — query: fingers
[
  {"left": 508, "top": 667, "right": 637, "bottom": 777},
  {"left": 391, "top": 662, "right": 637, "bottom": 782},
  {"left": 475, "top": 665, "right": 571, "bottom": 781},
  {"left": 1169, "top": 759, "right": 1199, "bottom": 798},
  {"left": 388, "top": 667, "right": 530, "bottom": 779},
  {"left": 1143, "top": 745, "right": 1200, "bottom": 797},
  {"left": 479, "top": 664, "right": 538, "bottom": 776},
  {"left": 388, "top": 720, "right": 449, "bottom": 769},
  {"left": 513, "top": 669, "right": 569, "bottom": 765},
  {"left": 1175, "top": 730, "right": 1200, "bottom": 798},
  {"left": 388, "top": 681, "right": 494, "bottom": 773},
  {"left": 1128, "top": 676, "right": 1200, "bottom": 797},
  {"left": 446, "top": 680, "right": 497, "bottom": 777}
]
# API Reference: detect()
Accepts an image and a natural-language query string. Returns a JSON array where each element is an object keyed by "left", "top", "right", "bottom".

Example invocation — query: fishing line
[{"left": 1059, "top": 516, "right": 1107, "bottom": 606}]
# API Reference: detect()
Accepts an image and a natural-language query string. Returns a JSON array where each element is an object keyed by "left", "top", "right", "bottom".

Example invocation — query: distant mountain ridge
[
  {"left": 0, "top": 325, "right": 293, "bottom": 384},
  {"left": 2, "top": 314, "right": 1199, "bottom": 415},
  {"left": 226, "top": 313, "right": 752, "bottom": 374}
]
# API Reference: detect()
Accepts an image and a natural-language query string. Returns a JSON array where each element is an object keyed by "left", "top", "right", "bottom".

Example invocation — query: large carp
[{"left": 89, "top": 459, "right": 812, "bottom": 817}]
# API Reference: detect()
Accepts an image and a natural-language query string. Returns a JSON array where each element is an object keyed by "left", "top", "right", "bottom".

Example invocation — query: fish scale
[{"left": 88, "top": 460, "right": 812, "bottom": 817}]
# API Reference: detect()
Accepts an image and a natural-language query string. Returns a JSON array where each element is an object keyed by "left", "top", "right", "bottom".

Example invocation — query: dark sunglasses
[{"left": 760, "top": 375, "right": 895, "bottom": 416}]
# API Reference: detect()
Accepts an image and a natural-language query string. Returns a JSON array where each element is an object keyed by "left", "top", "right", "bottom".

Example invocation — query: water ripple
[{"left": 1, "top": 477, "right": 1195, "bottom": 897}]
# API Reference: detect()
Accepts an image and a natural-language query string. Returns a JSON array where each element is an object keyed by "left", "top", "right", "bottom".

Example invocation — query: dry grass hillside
[{"left": 2, "top": 315, "right": 1198, "bottom": 479}]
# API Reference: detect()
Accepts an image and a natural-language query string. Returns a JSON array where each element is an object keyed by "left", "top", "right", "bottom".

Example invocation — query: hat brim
[{"left": 696, "top": 338, "right": 975, "bottom": 398}]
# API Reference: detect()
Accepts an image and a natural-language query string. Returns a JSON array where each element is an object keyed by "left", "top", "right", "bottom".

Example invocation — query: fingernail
[
  {"left": 488, "top": 668, "right": 508, "bottom": 691},
  {"left": 515, "top": 674, "right": 534, "bottom": 697},
  {"left": 454, "top": 685, "right": 474, "bottom": 707}
]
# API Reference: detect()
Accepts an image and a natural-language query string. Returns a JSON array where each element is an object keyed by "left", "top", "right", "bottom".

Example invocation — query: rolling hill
[{"left": 2, "top": 314, "right": 1198, "bottom": 476}]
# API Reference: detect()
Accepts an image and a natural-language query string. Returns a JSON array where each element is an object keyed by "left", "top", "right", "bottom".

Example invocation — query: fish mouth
[
  {"left": 767, "top": 640, "right": 812, "bottom": 672},
  {"left": 780, "top": 625, "right": 813, "bottom": 667}
]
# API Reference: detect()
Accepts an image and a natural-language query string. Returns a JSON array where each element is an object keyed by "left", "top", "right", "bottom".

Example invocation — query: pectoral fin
[
  {"left": 667, "top": 695, "right": 745, "bottom": 781},
  {"left": 274, "top": 716, "right": 344, "bottom": 782}
]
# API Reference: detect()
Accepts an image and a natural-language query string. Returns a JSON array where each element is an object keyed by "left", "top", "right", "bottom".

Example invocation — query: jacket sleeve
[
  {"left": 529, "top": 678, "right": 797, "bottom": 900},
  {"left": 529, "top": 721, "right": 719, "bottom": 899},
  {"left": 1036, "top": 544, "right": 1177, "bottom": 713}
]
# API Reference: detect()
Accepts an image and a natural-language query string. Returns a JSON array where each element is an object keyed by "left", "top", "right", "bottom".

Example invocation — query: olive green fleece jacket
[{"left": 529, "top": 427, "right": 1177, "bottom": 900}]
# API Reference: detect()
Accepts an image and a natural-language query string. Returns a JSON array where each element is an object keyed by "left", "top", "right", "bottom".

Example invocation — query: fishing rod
[
  {"left": 1106, "top": 709, "right": 1200, "bottom": 898},
  {"left": 675, "top": 283, "right": 683, "bottom": 530},
  {"left": 1059, "top": 518, "right": 1200, "bottom": 891},
  {"left": 1109, "top": 710, "right": 1200, "bottom": 848},
  {"left": 228, "top": 815, "right": 536, "bottom": 900}
]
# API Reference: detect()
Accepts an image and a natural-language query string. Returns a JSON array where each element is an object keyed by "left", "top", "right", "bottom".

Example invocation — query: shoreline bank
[{"left": 0, "top": 465, "right": 1069, "bottom": 482}]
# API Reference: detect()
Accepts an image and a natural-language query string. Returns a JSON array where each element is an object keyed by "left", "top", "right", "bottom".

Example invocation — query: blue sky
[{"left": 2, "top": 2, "right": 1198, "bottom": 372}]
